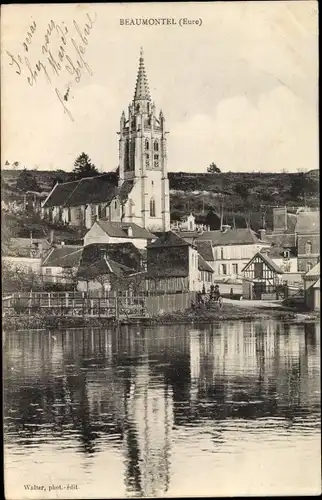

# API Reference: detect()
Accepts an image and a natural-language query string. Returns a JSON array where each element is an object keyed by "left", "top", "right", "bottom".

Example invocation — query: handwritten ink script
[{"left": 6, "top": 12, "right": 97, "bottom": 122}]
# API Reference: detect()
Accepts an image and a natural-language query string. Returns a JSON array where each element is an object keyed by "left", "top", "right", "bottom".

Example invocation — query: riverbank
[{"left": 2, "top": 302, "right": 319, "bottom": 331}]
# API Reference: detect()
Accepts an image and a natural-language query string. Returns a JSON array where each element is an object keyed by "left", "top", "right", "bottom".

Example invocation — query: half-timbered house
[{"left": 242, "top": 251, "right": 284, "bottom": 300}]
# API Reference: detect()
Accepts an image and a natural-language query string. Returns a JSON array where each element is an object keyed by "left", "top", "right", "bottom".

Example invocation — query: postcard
[{"left": 1, "top": 2, "right": 320, "bottom": 499}]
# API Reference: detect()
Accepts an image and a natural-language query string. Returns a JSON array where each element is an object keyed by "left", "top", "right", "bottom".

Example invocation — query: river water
[{"left": 3, "top": 319, "right": 321, "bottom": 498}]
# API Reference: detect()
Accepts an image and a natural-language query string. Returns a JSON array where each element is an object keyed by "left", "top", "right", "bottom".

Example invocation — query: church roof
[
  {"left": 43, "top": 175, "right": 118, "bottom": 208},
  {"left": 134, "top": 48, "right": 151, "bottom": 101}
]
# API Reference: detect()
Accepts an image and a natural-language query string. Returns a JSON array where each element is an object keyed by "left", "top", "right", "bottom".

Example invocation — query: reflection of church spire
[{"left": 133, "top": 47, "right": 151, "bottom": 102}]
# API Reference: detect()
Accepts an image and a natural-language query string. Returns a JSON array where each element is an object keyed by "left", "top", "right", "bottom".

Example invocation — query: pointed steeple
[{"left": 134, "top": 48, "right": 151, "bottom": 102}]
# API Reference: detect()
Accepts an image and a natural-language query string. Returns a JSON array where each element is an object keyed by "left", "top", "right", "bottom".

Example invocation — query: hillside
[{"left": 1, "top": 169, "right": 319, "bottom": 232}]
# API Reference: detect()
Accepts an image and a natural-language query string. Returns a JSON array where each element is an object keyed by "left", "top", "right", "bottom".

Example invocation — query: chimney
[{"left": 259, "top": 229, "right": 266, "bottom": 240}]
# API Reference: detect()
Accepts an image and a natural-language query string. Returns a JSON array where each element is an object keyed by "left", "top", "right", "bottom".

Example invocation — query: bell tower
[{"left": 118, "top": 48, "right": 170, "bottom": 232}]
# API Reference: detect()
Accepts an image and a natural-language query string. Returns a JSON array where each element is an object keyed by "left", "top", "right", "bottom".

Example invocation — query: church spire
[{"left": 133, "top": 48, "right": 151, "bottom": 102}]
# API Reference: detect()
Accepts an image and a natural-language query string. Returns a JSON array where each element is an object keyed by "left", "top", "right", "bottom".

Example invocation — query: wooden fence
[{"left": 2, "top": 291, "right": 196, "bottom": 319}]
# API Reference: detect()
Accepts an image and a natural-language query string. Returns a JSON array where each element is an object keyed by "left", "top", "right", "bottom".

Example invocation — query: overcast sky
[{"left": 1, "top": 1, "right": 318, "bottom": 173}]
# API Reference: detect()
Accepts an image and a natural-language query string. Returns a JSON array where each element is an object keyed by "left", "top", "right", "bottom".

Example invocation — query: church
[{"left": 42, "top": 49, "right": 171, "bottom": 233}]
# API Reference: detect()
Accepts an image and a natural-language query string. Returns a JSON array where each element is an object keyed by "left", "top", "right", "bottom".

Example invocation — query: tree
[
  {"left": 234, "top": 182, "right": 249, "bottom": 200},
  {"left": 72, "top": 153, "right": 99, "bottom": 180},
  {"left": 205, "top": 208, "right": 221, "bottom": 230},
  {"left": 207, "top": 163, "right": 221, "bottom": 173},
  {"left": 16, "top": 168, "right": 39, "bottom": 192}
]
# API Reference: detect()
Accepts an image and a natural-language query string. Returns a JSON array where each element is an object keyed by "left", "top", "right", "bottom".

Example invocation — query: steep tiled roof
[
  {"left": 295, "top": 212, "right": 320, "bottom": 234},
  {"left": 198, "top": 254, "right": 214, "bottom": 273},
  {"left": 43, "top": 175, "right": 118, "bottom": 208},
  {"left": 260, "top": 246, "right": 297, "bottom": 258},
  {"left": 265, "top": 232, "right": 297, "bottom": 248},
  {"left": 66, "top": 176, "right": 117, "bottom": 207},
  {"left": 78, "top": 256, "right": 135, "bottom": 280},
  {"left": 174, "top": 231, "right": 201, "bottom": 245},
  {"left": 81, "top": 243, "right": 142, "bottom": 272},
  {"left": 148, "top": 231, "right": 191, "bottom": 248},
  {"left": 197, "top": 228, "right": 260, "bottom": 246},
  {"left": 43, "top": 180, "right": 80, "bottom": 208},
  {"left": 96, "top": 221, "right": 155, "bottom": 240},
  {"left": 118, "top": 180, "right": 134, "bottom": 202},
  {"left": 242, "top": 252, "right": 284, "bottom": 274},
  {"left": 42, "top": 246, "right": 83, "bottom": 268},
  {"left": 195, "top": 241, "right": 214, "bottom": 261}
]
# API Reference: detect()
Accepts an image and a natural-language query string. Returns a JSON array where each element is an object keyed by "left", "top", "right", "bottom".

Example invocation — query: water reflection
[{"left": 4, "top": 320, "right": 321, "bottom": 497}]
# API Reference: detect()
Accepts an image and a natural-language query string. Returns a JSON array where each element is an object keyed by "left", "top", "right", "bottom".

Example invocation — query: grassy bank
[{"left": 3, "top": 303, "right": 317, "bottom": 332}]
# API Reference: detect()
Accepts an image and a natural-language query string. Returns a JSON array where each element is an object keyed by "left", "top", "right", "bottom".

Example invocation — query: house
[
  {"left": 77, "top": 252, "right": 137, "bottom": 292},
  {"left": 259, "top": 245, "right": 298, "bottom": 273},
  {"left": 2, "top": 237, "right": 50, "bottom": 275},
  {"left": 198, "top": 255, "right": 214, "bottom": 291},
  {"left": 145, "top": 231, "right": 208, "bottom": 293},
  {"left": 265, "top": 207, "right": 319, "bottom": 274},
  {"left": 303, "top": 262, "right": 320, "bottom": 311},
  {"left": 196, "top": 227, "right": 268, "bottom": 280},
  {"left": 83, "top": 220, "right": 156, "bottom": 250},
  {"left": 42, "top": 49, "right": 171, "bottom": 233},
  {"left": 80, "top": 242, "right": 144, "bottom": 273},
  {"left": 41, "top": 245, "right": 83, "bottom": 284},
  {"left": 295, "top": 211, "right": 320, "bottom": 273},
  {"left": 242, "top": 251, "right": 284, "bottom": 300}
]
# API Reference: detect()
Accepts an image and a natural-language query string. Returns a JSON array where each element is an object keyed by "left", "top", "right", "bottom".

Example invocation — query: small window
[
  {"left": 283, "top": 250, "right": 290, "bottom": 259},
  {"left": 114, "top": 200, "right": 117, "bottom": 210},
  {"left": 150, "top": 198, "right": 156, "bottom": 217},
  {"left": 151, "top": 180, "right": 154, "bottom": 186},
  {"left": 45, "top": 268, "right": 52, "bottom": 275},
  {"left": 221, "top": 264, "right": 227, "bottom": 275},
  {"left": 220, "top": 247, "right": 224, "bottom": 260},
  {"left": 154, "top": 140, "right": 159, "bottom": 152},
  {"left": 145, "top": 139, "right": 150, "bottom": 150},
  {"left": 232, "top": 264, "right": 238, "bottom": 274}
]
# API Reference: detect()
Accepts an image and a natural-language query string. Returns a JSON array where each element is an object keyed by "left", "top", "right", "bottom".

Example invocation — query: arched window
[
  {"left": 145, "top": 139, "right": 150, "bottom": 150},
  {"left": 154, "top": 140, "right": 159, "bottom": 152},
  {"left": 150, "top": 198, "right": 156, "bottom": 217},
  {"left": 305, "top": 241, "right": 312, "bottom": 255}
]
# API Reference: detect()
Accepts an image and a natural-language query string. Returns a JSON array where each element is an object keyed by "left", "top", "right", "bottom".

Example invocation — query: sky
[{"left": 1, "top": 1, "right": 318, "bottom": 173}]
